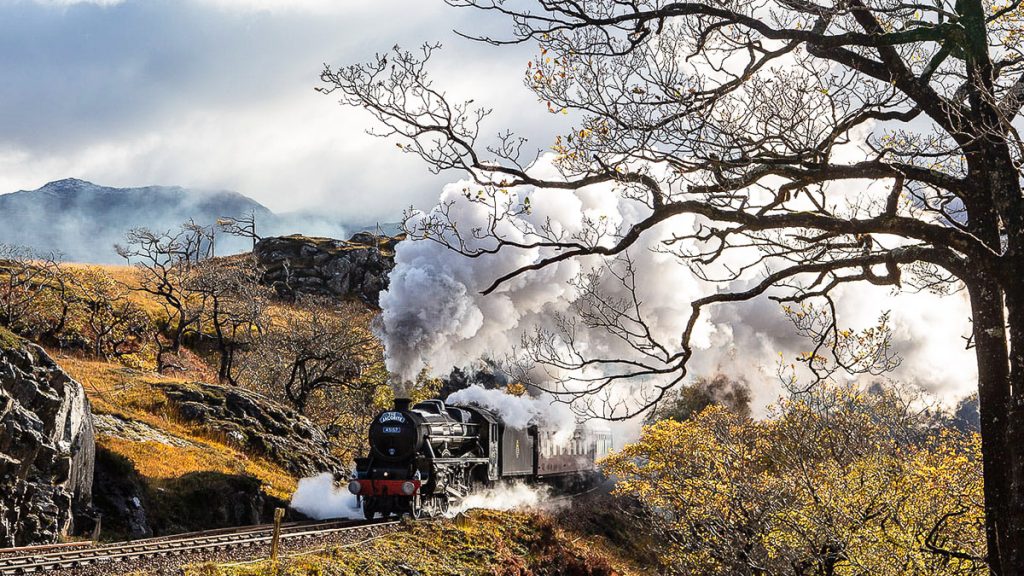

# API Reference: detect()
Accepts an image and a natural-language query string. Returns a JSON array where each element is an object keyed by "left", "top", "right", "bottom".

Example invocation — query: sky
[
  {"left": 0, "top": 0, "right": 565, "bottom": 221},
  {"left": 1, "top": 0, "right": 979, "bottom": 414}
]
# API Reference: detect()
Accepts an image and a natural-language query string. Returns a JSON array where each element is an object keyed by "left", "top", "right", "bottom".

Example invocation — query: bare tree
[
  {"left": 321, "top": 2, "right": 1024, "bottom": 570},
  {"left": 246, "top": 296, "right": 379, "bottom": 415},
  {"left": 116, "top": 225, "right": 208, "bottom": 370},
  {"left": 190, "top": 257, "right": 272, "bottom": 384},
  {"left": 181, "top": 219, "right": 216, "bottom": 262},
  {"left": 67, "top": 267, "right": 150, "bottom": 359},
  {"left": 0, "top": 245, "right": 63, "bottom": 335},
  {"left": 217, "top": 210, "right": 261, "bottom": 251}
]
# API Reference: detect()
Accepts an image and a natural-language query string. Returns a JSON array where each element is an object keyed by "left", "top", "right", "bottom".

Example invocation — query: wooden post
[
  {"left": 91, "top": 514, "right": 102, "bottom": 543},
  {"left": 270, "top": 507, "right": 285, "bottom": 563}
]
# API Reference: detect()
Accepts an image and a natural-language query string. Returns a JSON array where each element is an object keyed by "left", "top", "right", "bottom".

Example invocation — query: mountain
[{"left": 0, "top": 179, "right": 394, "bottom": 264}]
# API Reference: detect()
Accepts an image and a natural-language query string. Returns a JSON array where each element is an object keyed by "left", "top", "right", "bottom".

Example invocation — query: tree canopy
[
  {"left": 321, "top": 0, "right": 1024, "bottom": 571},
  {"left": 605, "top": 384, "right": 985, "bottom": 575}
]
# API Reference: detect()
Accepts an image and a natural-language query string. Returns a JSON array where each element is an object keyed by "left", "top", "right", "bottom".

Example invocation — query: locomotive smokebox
[{"left": 394, "top": 398, "right": 412, "bottom": 411}]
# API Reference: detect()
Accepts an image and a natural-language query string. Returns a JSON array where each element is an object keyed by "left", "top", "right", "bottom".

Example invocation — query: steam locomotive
[{"left": 347, "top": 397, "right": 613, "bottom": 518}]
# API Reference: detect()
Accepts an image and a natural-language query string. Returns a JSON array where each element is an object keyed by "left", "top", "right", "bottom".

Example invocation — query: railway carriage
[{"left": 347, "top": 397, "right": 612, "bottom": 518}]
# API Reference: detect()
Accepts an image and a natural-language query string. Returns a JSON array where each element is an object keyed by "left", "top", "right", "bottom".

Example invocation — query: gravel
[{"left": 15, "top": 522, "right": 405, "bottom": 576}]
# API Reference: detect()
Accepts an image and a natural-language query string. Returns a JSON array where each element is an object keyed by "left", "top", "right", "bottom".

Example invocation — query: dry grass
[
  {"left": 98, "top": 435, "right": 295, "bottom": 500},
  {"left": 62, "top": 263, "right": 169, "bottom": 320},
  {"left": 58, "top": 354, "right": 297, "bottom": 499}
]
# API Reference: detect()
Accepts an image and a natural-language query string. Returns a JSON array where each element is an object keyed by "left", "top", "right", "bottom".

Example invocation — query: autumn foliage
[{"left": 603, "top": 385, "right": 985, "bottom": 575}]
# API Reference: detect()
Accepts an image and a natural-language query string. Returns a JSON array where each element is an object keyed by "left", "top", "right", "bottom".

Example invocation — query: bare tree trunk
[
  {"left": 969, "top": 279, "right": 1011, "bottom": 575},
  {"left": 154, "top": 333, "right": 173, "bottom": 373},
  {"left": 210, "top": 298, "right": 232, "bottom": 384},
  {"left": 170, "top": 308, "right": 186, "bottom": 353},
  {"left": 1001, "top": 261, "right": 1024, "bottom": 572}
]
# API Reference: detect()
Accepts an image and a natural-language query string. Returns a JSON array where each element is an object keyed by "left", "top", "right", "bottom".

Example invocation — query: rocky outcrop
[
  {"left": 91, "top": 380, "right": 333, "bottom": 539},
  {"left": 91, "top": 448, "right": 152, "bottom": 540},
  {"left": 158, "top": 381, "right": 343, "bottom": 478},
  {"left": 92, "top": 448, "right": 296, "bottom": 539},
  {"left": 254, "top": 233, "right": 401, "bottom": 307},
  {"left": 0, "top": 328, "right": 95, "bottom": 547}
]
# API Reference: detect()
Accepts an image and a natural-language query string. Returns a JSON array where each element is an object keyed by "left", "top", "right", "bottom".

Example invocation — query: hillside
[
  {"left": 0, "top": 179, "right": 400, "bottom": 264},
  {"left": 0, "top": 250, "right": 397, "bottom": 541},
  {"left": 57, "top": 354, "right": 339, "bottom": 539},
  {"left": 0, "top": 179, "right": 273, "bottom": 263}
]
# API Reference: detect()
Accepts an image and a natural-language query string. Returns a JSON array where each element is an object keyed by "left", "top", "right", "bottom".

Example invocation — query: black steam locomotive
[{"left": 347, "top": 397, "right": 612, "bottom": 518}]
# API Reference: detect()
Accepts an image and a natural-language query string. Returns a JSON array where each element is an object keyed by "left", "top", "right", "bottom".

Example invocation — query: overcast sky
[{"left": 0, "top": 0, "right": 565, "bottom": 221}]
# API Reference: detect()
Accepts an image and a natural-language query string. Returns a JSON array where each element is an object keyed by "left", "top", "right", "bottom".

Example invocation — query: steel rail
[{"left": 0, "top": 519, "right": 398, "bottom": 575}]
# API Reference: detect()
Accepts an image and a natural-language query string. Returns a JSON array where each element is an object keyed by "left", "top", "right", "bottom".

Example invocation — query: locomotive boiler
[{"left": 347, "top": 397, "right": 612, "bottom": 518}]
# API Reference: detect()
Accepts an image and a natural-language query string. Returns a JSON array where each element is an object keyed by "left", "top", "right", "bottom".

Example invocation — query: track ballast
[{"left": 0, "top": 518, "right": 398, "bottom": 575}]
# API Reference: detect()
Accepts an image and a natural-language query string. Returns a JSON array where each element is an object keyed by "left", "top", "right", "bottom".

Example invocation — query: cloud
[
  {"left": 31, "top": 0, "right": 126, "bottom": 6},
  {"left": 0, "top": 0, "right": 559, "bottom": 221}
]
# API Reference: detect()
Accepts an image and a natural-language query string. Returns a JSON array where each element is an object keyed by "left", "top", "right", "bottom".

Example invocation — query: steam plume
[
  {"left": 447, "top": 384, "right": 576, "bottom": 441},
  {"left": 379, "top": 157, "right": 976, "bottom": 425},
  {"left": 289, "top": 473, "right": 363, "bottom": 520},
  {"left": 446, "top": 482, "right": 561, "bottom": 517}
]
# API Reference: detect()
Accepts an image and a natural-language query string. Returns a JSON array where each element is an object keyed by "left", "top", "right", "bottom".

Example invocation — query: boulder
[
  {"left": 0, "top": 328, "right": 95, "bottom": 547},
  {"left": 254, "top": 233, "right": 402, "bottom": 307},
  {"left": 158, "top": 381, "right": 343, "bottom": 478}
]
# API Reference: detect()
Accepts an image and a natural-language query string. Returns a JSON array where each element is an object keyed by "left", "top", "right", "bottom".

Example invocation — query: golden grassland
[
  {"left": 65, "top": 261, "right": 328, "bottom": 338},
  {"left": 46, "top": 262, "right": 364, "bottom": 503},
  {"left": 187, "top": 509, "right": 648, "bottom": 576},
  {"left": 58, "top": 354, "right": 297, "bottom": 499},
  {"left": 61, "top": 263, "right": 169, "bottom": 320}
]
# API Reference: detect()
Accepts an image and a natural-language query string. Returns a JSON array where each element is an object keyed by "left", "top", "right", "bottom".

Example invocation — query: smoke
[
  {"left": 446, "top": 481, "right": 561, "bottom": 517},
  {"left": 447, "top": 384, "right": 577, "bottom": 442},
  {"left": 289, "top": 473, "right": 364, "bottom": 520},
  {"left": 378, "top": 156, "right": 977, "bottom": 428}
]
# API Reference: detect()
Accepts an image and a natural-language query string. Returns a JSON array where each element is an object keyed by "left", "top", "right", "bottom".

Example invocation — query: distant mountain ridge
[{"left": 0, "top": 179, "right": 396, "bottom": 263}]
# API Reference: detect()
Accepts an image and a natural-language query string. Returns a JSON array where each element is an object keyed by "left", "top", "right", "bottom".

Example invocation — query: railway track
[{"left": 0, "top": 518, "right": 398, "bottom": 575}]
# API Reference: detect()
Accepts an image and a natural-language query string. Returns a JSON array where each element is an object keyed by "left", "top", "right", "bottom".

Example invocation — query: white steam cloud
[
  {"left": 289, "top": 474, "right": 558, "bottom": 519},
  {"left": 289, "top": 473, "right": 363, "bottom": 520},
  {"left": 446, "top": 482, "right": 560, "bottom": 516},
  {"left": 379, "top": 156, "right": 977, "bottom": 426},
  {"left": 447, "top": 384, "right": 577, "bottom": 442}
]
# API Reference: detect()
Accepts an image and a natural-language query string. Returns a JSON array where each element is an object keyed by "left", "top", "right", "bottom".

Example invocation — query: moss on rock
[{"left": 0, "top": 326, "right": 21, "bottom": 351}]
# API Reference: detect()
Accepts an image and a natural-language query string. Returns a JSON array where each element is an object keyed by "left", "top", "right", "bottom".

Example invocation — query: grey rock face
[
  {"left": 254, "top": 233, "right": 401, "bottom": 307},
  {"left": 91, "top": 448, "right": 152, "bottom": 540},
  {"left": 0, "top": 334, "right": 95, "bottom": 547},
  {"left": 159, "top": 381, "right": 343, "bottom": 478}
]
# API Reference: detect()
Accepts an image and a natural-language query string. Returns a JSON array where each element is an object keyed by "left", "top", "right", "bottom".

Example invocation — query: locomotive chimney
[{"left": 394, "top": 398, "right": 412, "bottom": 412}]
